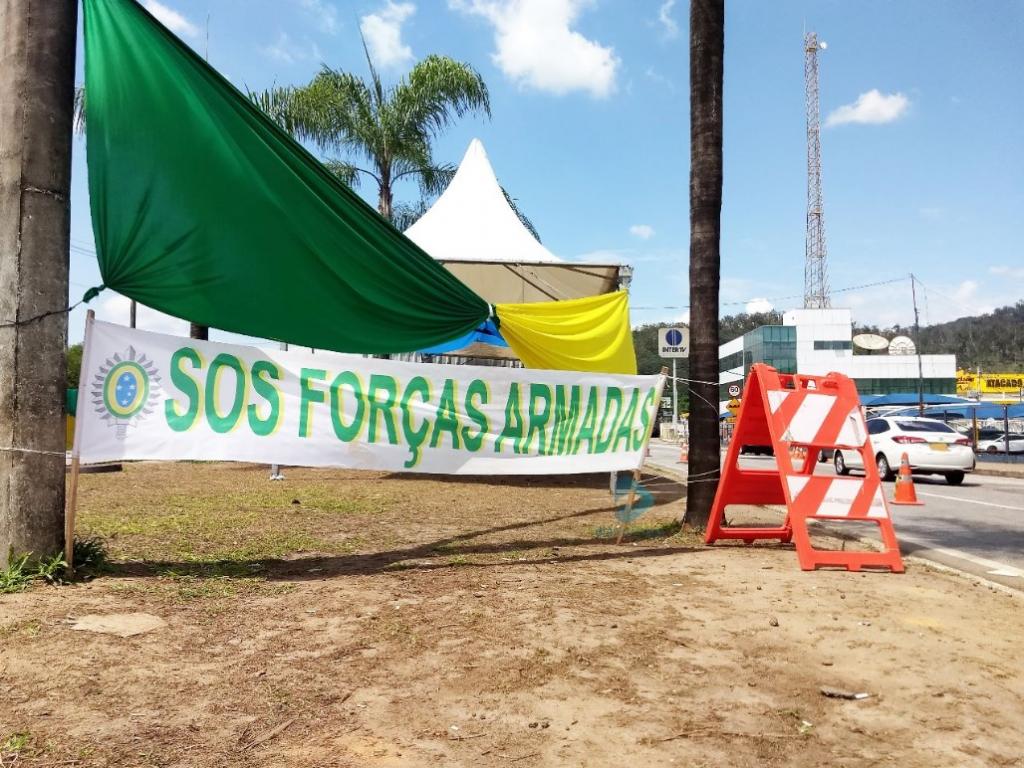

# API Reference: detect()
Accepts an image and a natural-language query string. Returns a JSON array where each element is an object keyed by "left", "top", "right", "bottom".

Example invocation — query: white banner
[{"left": 76, "top": 320, "right": 663, "bottom": 475}]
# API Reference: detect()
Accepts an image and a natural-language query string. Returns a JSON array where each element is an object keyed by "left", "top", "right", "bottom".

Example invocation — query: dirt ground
[{"left": 1, "top": 463, "right": 1022, "bottom": 767}]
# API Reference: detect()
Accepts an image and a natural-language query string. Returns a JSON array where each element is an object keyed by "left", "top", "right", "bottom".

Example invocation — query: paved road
[{"left": 645, "top": 441, "right": 1024, "bottom": 589}]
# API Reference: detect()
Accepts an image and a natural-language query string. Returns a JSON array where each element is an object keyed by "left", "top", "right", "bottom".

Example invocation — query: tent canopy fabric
[
  {"left": 440, "top": 260, "right": 623, "bottom": 305},
  {"left": 406, "top": 140, "right": 623, "bottom": 305},
  {"left": 405, "top": 139, "right": 560, "bottom": 265},
  {"left": 496, "top": 292, "right": 637, "bottom": 374}
]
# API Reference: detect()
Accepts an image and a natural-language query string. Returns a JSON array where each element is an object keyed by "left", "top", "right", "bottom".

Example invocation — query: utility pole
[
  {"left": 0, "top": 1, "right": 78, "bottom": 567},
  {"left": 910, "top": 274, "right": 925, "bottom": 416},
  {"left": 130, "top": 300, "right": 137, "bottom": 329},
  {"left": 190, "top": 13, "right": 213, "bottom": 344}
]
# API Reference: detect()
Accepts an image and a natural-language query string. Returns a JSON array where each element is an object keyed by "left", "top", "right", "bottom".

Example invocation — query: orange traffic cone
[
  {"left": 891, "top": 452, "right": 924, "bottom": 506},
  {"left": 677, "top": 440, "right": 689, "bottom": 463}
]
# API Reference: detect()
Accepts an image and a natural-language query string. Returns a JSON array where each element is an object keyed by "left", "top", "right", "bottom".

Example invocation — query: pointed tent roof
[{"left": 405, "top": 139, "right": 560, "bottom": 264}]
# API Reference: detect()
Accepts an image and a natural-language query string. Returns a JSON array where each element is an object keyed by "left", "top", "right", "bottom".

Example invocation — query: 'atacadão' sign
[{"left": 76, "top": 321, "right": 663, "bottom": 474}]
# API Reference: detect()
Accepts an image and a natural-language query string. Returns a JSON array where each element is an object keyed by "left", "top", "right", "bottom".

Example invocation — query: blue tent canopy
[
  {"left": 885, "top": 403, "right": 1024, "bottom": 421},
  {"left": 861, "top": 393, "right": 971, "bottom": 407},
  {"left": 418, "top": 319, "right": 509, "bottom": 355}
]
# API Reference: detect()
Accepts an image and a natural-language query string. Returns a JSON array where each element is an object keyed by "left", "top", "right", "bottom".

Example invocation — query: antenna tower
[{"left": 804, "top": 31, "right": 830, "bottom": 308}]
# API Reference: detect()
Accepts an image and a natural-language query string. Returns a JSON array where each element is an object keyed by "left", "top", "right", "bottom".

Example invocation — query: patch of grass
[
  {"left": 383, "top": 560, "right": 421, "bottom": 571},
  {"left": 0, "top": 619, "right": 42, "bottom": 639},
  {"left": 628, "top": 520, "right": 684, "bottom": 539},
  {"left": 73, "top": 536, "right": 109, "bottom": 573},
  {"left": 80, "top": 475, "right": 374, "bottom": 563},
  {"left": 0, "top": 554, "right": 33, "bottom": 594},
  {"left": 0, "top": 537, "right": 110, "bottom": 594},
  {"left": 33, "top": 552, "right": 69, "bottom": 586},
  {"left": 1, "top": 731, "right": 32, "bottom": 756}
]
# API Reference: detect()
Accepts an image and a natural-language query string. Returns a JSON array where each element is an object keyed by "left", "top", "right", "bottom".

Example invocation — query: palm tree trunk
[
  {"left": 378, "top": 177, "right": 393, "bottom": 221},
  {"left": 685, "top": 0, "right": 724, "bottom": 529}
]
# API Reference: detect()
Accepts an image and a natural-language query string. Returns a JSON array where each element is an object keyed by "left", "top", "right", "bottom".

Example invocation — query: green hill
[
  {"left": 633, "top": 301, "right": 1024, "bottom": 386},
  {"left": 854, "top": 301, "right": 1024, "bottom": 373}
]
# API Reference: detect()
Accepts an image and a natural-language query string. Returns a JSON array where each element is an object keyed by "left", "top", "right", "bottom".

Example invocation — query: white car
[
  {"left": 976, "top": 433, "right": 1024, "bottom": 454},
  {"left": 833, "top": 416, "right": 975, "bottom": 486}
]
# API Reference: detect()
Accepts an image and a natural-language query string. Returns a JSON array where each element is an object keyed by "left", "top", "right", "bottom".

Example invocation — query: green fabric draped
[{"left": 83, "top": 0, "right": 489, "bottom": 353}]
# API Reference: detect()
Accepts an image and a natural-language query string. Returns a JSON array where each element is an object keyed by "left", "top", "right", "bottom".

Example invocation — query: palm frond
[
  {"left": 391, "top": 199, "right": 431, "bottom": 231},
  {"left": 246, "top": 85, "right": 300, "bottom": 133},
  {"left": 416, "top": 163, "right": 456, "bottom": 198},
  {"left": 299, "top": 67, "right": 381, "bottom": 160},
  {"left": 502, "top": 187, "right": 542, "bottom": 243},
  {"left": 392, "top": 55, "right": 490, "bottom": 140},
  {"left": 322, "top": 160, "right": 361, "bottom": 188}
]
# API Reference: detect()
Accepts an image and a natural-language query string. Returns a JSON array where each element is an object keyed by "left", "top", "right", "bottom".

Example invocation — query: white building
[{"left": 719, "top": 308, "right": 957, "bottom": 406}]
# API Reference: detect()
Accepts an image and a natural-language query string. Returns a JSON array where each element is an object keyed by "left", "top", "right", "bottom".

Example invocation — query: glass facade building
[
  {"left": 719, "top": 325, "right": 797, "bottom": 400},
  {"left": 718, "top": 309, "right": 958, "bottom": 405}
]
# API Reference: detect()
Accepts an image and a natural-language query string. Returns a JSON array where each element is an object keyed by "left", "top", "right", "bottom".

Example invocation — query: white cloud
[
  {"left": 843, "top": 277, "right": 1009, "bottom": 328},
  {"left": 260, "top": 32, "right": 320, "bottom": 65},
  {"left": 657, "top": 0, "right": 678, "bottom": 39},
  {"left": 296, "top": 0, "right": 339, "bottom": 34},
  {"left": 629, "top": 224, "right": 655, "bottom": 240},
  {"left": 989, "top": 265, "right": 1024, "bottom": 280},
  {"left": 644, "top": 67, "right": 675, "bottom": 90},
  {"left": 142, "top": 0, "right": 199, "bottom": 38},
  {"left": 745, "top": 298, "right": 774, "bottom": 314},
  {"left": 826, "top": 89, "right": 909, "bottom": 127},
  {"left": 451, "top": 0, "right": 620, "bottom": 98},
  {"left": 96, "top": 294, "right": 188, "bottom": 337},
  {"left": 361, "top": 2, "right": 416, "bottom": 69}
]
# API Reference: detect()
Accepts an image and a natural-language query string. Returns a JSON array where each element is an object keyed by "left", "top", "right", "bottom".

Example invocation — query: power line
[{"left": 630, "top": 275, "right": 908, "bottom": 311}]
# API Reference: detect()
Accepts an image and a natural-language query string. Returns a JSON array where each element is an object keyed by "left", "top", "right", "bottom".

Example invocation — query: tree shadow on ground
[{"left": 99, "top": 473, "right": 697, "bottom": 582}]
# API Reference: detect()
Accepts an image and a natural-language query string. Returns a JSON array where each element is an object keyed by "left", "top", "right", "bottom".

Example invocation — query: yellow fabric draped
[{"left": 496, "top": 290, "right": 637, "bottom": 375}]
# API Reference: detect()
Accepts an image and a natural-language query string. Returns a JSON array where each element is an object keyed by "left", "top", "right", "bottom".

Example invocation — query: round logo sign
[
  {"left": 103, "top": 361, "right": 150, "bottom": 419},
  {"left": 728, "top": 384, "right": 741, "bottom": 398},
  {"left": 665, "top": 329, "right": 684, "bottom": 346}
]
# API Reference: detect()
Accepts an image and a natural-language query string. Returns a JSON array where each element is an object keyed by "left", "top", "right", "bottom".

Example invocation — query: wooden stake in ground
[
  {"left": 0, "top": 0, "right": 79, "bottom": 569},
  {"left": 63, "top": 311, "right": 95, "bottom": 571},
  {"left": 617, "top": 366, "right": 669, "bottom": 544}
]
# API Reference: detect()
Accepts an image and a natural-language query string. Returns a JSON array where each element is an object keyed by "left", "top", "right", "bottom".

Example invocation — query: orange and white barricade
[{"left": 705, "top": 363, "right": 904, "bottom": 573}]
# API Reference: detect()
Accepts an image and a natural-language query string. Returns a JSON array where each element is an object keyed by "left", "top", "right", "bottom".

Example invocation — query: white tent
[{"left": 405, "top": 139, "right": 627, "bottom": 306}]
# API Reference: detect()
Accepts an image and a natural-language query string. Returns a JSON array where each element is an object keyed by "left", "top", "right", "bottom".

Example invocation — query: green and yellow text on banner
[{"left": 76, "top": 321, "right": 662, "bottom": 474}]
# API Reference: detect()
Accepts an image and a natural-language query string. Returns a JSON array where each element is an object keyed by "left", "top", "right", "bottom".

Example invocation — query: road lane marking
[
  {"left": 898, "top": 537, "right": 1024, "bottom": 579},
  {"left": 915, "top": 490, "right": 1024, "bottom": 512}
]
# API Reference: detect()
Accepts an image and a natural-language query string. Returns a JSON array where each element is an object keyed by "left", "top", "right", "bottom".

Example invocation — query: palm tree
[
  {"left": 684, "top": 0, "right": 724, "bottom": 529},
  {"left": 250, "top": 43, "right": 490, "bottom": 222}
]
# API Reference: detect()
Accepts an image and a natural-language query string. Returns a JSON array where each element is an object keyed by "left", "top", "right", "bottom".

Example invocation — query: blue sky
[{"left": 67, "top": 0, "right": 1024, "bottom": 343}]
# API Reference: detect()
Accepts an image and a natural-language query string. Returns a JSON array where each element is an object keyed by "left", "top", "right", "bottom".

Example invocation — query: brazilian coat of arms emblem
[{"left": 91, "top": 346, "right": 161, "bottom": 439}]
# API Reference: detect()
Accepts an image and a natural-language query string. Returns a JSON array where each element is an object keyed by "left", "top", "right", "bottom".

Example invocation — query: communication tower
[{"left": 804, "top": 32, "right": 830, "bottom": 309}]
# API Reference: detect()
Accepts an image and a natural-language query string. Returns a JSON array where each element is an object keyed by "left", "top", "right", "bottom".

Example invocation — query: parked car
[
  {"left": 833, "top": 416, "right": 975, "bottom": 485},
  {"left": 976, "top": 432, "right": 1024, "bottom": 454}
]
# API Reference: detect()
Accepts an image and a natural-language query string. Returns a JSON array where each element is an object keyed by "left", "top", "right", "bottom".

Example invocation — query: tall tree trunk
[
  {"left": 190, "top": 322, "right": 208, "bottom": 341},
  {"left": 378, "top": 177, "right": 393, "bottom": 222},
  {"left": 0, "top": 0, "right": 78, "bottom": 567},
  {"left": 684, "top": 0, "right": 724, "bottom": 528}
]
